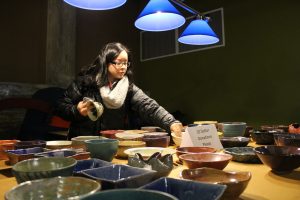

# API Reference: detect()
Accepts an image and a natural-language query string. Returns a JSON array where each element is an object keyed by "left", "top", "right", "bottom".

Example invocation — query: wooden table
[{"left": 1, "top": 152, "right": 300, "bottom": 200}]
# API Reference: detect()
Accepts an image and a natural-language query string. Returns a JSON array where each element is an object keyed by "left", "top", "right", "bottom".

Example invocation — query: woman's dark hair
[{"left": 78, "top": 42, "right": 133, "bottom": 88}]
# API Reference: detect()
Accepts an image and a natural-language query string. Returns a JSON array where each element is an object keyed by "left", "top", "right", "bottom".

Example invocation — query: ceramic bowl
[
  {"left": 128, "top": 152, "right": 173, "bottom": 179},
  {"left": 81, "top": 189, "right": 178, "bottom": 200},
  {"left": 100, "top": 130, "right": 124, "bottom": 139},
  {"left": 288, "top": 123, "right": 300, "bottom": 134},
  {"left": 179, "top": 153, "right": 232, "bottom": 170},
  {"left": 143, "top": 132, "right": 168, "bottom": 138},
  {"left": 143, "top": 136, "right": 170, "bottom": 148},
  {"left": 254, "top": 145, "right": 300, "bottom": 173},
  {"left": 123, "top": 130, "right": 148, "bottom": 134},
  {"left": 141, "top": 126, "right": 165, "bottom": 132},
  {"left": 34, "top": 149, "right": 90, "bottom": 160},
  {"left": 81, "top": 164, "right": 157, "bottom": 190},
  {"left": 274, "top": 133, "right": 300, "bottom": 147},
  {"left": 15, "top": 140, "right": 46, "bottom": 149},
  {"left": 181, "top": 167, "right": 251, "bottom": 200},
  {"left": 217, "top": 122, "right": 247, "bottom": 137},
  {"left": 5, "top": 176, "right": 100, "bottom": 200},
  {"left": 117, "top": 141, "right": 146, "bottom": 158},
  {"left": 140, "top": 177, "right": 226, "bottom": 200},
  {"left": 5, "top": 147, "right": 45, "bottom": 165},
  {"left": 250, "top": 130, "right": 277, "bottom": 145},
  {"left": 46, "top": 140, "right": 72, "bottom": 150},
  {"left": 224, "top": 147, "right": 261, "bottom": 163},
  {"left": 85, "top": 139, "right": 119, "bottom": 162},
  {"left": 12, "top": 157, "right": 77, "bottom": 183},
  {"left": 71, "top": 136, "right": 107, "bottom": 149},
  {"left": 220, "top": 137, "right": 250, "bottom": 148},
  {"left": 176, "top": 147, "right": 217, "bottom": 161},
  {"left": 0, "top": 140, "right": 19, "bottom": 160},
  {"left": 115, "top": 132, "right": 144, "bottom": 141},
  {"left": 261, "top": 124, "right": 288, "bottom": 132},
  {"left": 73, "top": 158, "right": 112, "bottom": 175},
  {"left": 171, "top": 132, "right": 182, "bottom": 147},
  {"left": 124, "top": 147, "right": 176, "bottom": 159}
]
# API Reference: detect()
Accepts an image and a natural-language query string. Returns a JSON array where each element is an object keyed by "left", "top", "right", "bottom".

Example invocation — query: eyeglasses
[{"left": 111, "top": 61, "right": 131, "bottom": 69}]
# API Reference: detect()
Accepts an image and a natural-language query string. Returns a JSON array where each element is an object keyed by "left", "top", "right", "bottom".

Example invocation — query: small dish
[
  {"left": 179, "top": 153, "right": 232, "bottom": 170},
  {"left": 224, "top": 147, "right": 261, "bottom": 163},
  {"left": 181, "top": 167, "right": 251, "bottom": 200},
  {"left": 5, "top": 147, "right": 45, "bottom": 165},
  {"left": 220, "top": 137, "right": 250, "bottom": 148},
  {"left": 5, "top": 176, "right": 100, "bottom": 200},
  {"left": 81, "top": 164, "right": 157, "bottom": 190},
  {"left": 140, "top": 177, "right": 226, "bottom": 200},
  {"left": 46, "top": 140, "right": 72, "bottom": 150},
  {"left": 124, "top": 147, "right": 176, "bottom": 159}
]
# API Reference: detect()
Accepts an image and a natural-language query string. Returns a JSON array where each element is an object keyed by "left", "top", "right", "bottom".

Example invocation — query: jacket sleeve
[
  {"left": 54, "top": 79, "right": 86, "bottom": 122},
  {"left": 130, "top": 84, "right": 179, "bottom": 132}
]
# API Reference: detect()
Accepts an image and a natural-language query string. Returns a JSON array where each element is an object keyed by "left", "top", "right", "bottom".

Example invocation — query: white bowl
[
  {"left": 46, "top": 141, "right": 72, "bottom": 150},
  {"left": 124, "top": 147, "right": 176, "bottom": 159},
  {"left": 171, "top": 132, "right": 182, "bottom": 147}
]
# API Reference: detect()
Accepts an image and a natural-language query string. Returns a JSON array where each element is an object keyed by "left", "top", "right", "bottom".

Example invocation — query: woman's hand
[
  {"left": 170, "top": 122, "right": 183, "bottom": 137},
  {"left": 77, "top": 101, "right": 92, "bottom": 116}
]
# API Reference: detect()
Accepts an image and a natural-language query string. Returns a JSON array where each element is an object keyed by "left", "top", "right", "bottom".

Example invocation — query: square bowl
[
  {"left": 73, "top": 158, "right": 112, "bottom": 175},
  {"left": 80, "top": 164, "right": 156, "bottom": 189},
  {"left": 34, "top": 149, "right": 90, "bottom": 160},
  {"left": 140, "top": 177, "right": 226, "bottom": 200},
  {"left": 5, "top": 147, "right": 45, "bottom": 165}
]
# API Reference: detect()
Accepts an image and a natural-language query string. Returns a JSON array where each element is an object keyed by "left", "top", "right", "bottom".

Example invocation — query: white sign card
[{"left": 180, "top": 124, "right": 223, "bottom": 150}]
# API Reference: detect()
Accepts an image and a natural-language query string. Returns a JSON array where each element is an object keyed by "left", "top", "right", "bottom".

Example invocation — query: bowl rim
[
  {"left": 179, "top": 152, "right": 233, "bottom": 162},
  {"left": 176, "top": 146, "right": 217, "bottom": 154},
  {"left": 5, "top": 176, "right": 101, "bottom": 200},
  {"left": 12, "top": 157, "right": 77, "bottom": 172}
]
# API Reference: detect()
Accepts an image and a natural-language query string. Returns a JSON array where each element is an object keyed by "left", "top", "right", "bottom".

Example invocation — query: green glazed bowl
[{"left": 85, "top": 139, "right": 119, "bottom": 161}]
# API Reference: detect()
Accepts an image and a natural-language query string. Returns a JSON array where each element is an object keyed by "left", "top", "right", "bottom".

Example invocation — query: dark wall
[
  {"left": 0, "top": 0, "right": 47, "bottom": 83},
  {"left": 134, "top": 0, "right": 300, "bottom": 127}
]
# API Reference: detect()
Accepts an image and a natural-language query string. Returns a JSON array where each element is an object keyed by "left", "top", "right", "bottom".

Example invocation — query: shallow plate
[{"left": 124, "top": 147, "right": 176, "bottom": 159}]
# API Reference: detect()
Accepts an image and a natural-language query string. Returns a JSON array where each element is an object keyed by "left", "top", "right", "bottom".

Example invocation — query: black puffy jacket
[{"left": 55, "top": 78, "right": 179, "bottom": 139}]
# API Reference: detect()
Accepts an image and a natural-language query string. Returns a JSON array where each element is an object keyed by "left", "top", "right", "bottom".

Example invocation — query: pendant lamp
[
  {"left": 63, "top": 0, "right": 127, "bottom": 10},
  {"left": 178, "top": 18, "right": 219, "bottom": 45},
  {"left": 134, "top": 0, "right": 185, "bottom": 31}
]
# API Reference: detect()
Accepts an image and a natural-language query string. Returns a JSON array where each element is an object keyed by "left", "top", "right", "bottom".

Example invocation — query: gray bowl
[
  {"left": 224, "top": 147, "right": 261, "bottom": 163},
  {"left": 5, "top": 176, "right": 100, "bottom": 200},
  {"left": 12, "top": 157, "right": 77, "bottom": 183}
]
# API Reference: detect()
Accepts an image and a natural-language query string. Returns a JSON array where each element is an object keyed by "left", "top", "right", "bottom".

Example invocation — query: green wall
[{"left": 134, "top": 0, "right": 300, "bottom": 127}]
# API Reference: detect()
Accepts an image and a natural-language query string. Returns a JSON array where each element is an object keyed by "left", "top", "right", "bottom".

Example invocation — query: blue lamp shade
[
  {"left": 135, "top": 0, "right": 185, "bottom": 31},
  {"left": 63, "top": 0, "right": 127, "bottom": 10},
  {"left": 178, "top": 19, "right": 220, "bottom": 45}
]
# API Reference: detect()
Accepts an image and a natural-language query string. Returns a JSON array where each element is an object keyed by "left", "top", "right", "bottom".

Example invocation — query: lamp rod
[{"left": 170, "top": 0, "right": 198, "bottom": 15}]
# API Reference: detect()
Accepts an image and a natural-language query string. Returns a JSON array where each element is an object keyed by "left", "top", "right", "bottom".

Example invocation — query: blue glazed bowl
[
  {"left": 81, "top": 164, "right": 157, "bottom": 190},
  {"left": 81, "top": 189, "right": 178, "bottom": 200},
  {"left": 220, "top": 137, "right": 250, "bottom": 148},
  {"left": 73, "top": 158, "right": 112, "bottom": 175},
  {"left": 140, "top": 177, "right": 226, "bottom": 200},
  {"left": 12, "top": 157, "right": 77, "bottom": 183},
  {"left": 15, "top": 140, "right": 46, "bottom": 149},
  {"left": 5, "top": 176, "right": 100, "bottom": 200},
  {"left": 85, "top": 139, "right": 119, "bottom": 161}
]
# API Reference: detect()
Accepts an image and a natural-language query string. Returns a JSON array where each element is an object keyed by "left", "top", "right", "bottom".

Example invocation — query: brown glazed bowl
[
  {"left": 176, "top": 147, "right": 217, "bottom": 160},
  {"left": 179, "top": 153, "right": 232, "bottom": 170},
  {"left": 0, "top": 140, "right": 19, "bottom": 160},
  {"left": 181, "top": 167, "right": 251, "bottom": 200},
  {"left": 254, "top": 145, "right": 300, "bottom": 174},
  {"left": 250, "top": 130, "right": 278, "bottom": 145}
]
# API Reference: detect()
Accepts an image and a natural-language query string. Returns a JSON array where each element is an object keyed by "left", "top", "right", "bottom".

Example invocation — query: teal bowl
[
  {"left": 85, "top": 139, "right": 119, "bottom": 161},
  {"left": 81, "top": 189, "right": 178, "bottom": 200},
  {"left": 12, "top": 157, "right": 77, "bottom": 183},
  {"left": 5, "top": 176, "right": 100, "bottom": 200}
]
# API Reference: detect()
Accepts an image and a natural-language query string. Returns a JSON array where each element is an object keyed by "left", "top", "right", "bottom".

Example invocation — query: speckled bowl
[
  {"left": 12, "top": 157, "right": 77, "bottom": 183},
  {"left": 224, "top": 147, "right": 261, "bottom": 163},
  {"left": 5, "top": 176, "right": 100, "bottom": 200},
  {"left": 181, "top": 167, "right": 251, "bottom": 200}
]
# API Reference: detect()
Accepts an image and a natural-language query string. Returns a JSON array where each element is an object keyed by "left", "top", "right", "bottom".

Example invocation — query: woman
[{"left": 56, "top": 42, "right": 183, "bottom": 139}]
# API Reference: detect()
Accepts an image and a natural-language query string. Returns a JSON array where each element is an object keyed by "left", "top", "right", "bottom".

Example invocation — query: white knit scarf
[{"left": 100, "top": 76, "right": 129, "bottom": 109}]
